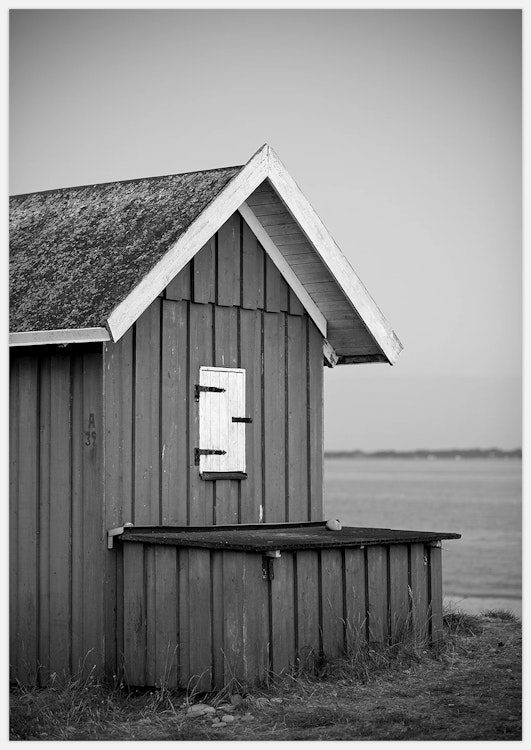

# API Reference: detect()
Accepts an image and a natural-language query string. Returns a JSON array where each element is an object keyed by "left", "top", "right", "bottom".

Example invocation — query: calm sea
[{"left": 324, "top": 457, "right": 522, "bottom": 617}]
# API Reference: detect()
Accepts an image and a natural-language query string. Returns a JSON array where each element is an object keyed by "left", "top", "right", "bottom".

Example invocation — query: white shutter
[{"left": 198, "top": 367, "right": 246, "bottom": 475}]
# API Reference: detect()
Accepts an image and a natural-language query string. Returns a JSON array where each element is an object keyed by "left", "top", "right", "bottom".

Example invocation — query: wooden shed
[{"left": 9, "top": 144, "right": 459, "bottom": 689}]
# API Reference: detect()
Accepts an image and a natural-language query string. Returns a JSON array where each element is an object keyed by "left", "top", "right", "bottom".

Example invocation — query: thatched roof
[{"left": 10, "top": 165, "right": 241, "bottom": 332}]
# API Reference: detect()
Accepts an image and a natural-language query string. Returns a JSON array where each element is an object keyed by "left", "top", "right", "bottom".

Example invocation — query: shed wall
[
  {"left": 120, "top": 540, "right": 443, "bottom": 690},
  {"left": 9, "top": 346, "right": 105, "bottom": 685},
  {"left": 103, "top": 213, "right": 324, "bottom": 533}
]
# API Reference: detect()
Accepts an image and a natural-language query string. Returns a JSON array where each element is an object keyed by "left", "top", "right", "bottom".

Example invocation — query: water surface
[{"left": 324, "top": 457, "right": 522, "bottom": 616}]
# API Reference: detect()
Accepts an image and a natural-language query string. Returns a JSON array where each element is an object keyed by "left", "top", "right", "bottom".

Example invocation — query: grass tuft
[
  {"left": 481, "top": 608, "right": 518, "bottom": 622},
  {"left": 443, "top": 606, "right": 484, "bottom": 636}
]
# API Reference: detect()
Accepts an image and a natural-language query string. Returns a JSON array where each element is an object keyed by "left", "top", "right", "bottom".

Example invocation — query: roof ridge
[{"left": 10, "top": 163, "right": 244, "bottom": 200}]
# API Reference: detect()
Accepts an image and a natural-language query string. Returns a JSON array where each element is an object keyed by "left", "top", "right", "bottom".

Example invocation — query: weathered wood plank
[
  {"left": 123, "top": 543, "right": 146, "bottom": 685},
  {"left": 410, "top": 544, "right": 429, "bottom": 642},
  {"left": 134, "top": 302, "right": 161, "bottom": 524},
  {"left": 177, "top": 549, "right": 190, "bottom": 686},
  {"left": 189, "top": 303, "right": 214, "bottom": 524},
  {"left": 113, "top": 546, "right": 124, "bottom": 682},
  {"left": 315, "top": 300, "right": 352, "bottom": 313},
  {"left": 145, "top": 546, "right": 157, "bottom": 686},
  {"left": 295, "top": 550, "right": 320, "bottom": 670},
  {"left": 82, "top": 351, "right": 105, "bottom": 676},
  {"left": 188, "top": 549, "right": 213, "bottom": 691},
  {"left": 265, "top": 254, "right": 282, "bottom": 313},
  {"left": 265, "top": 255, "right": 289, "bottom": 312},
  {"left": 263, "top": 313, "right": 286, "bottom": 522},
  {"left": 70, "top": 354, "right": 84, "bottom": 676},
  {"left": 9, "top": 357, "right": 20, "bottom": 683},
  {"left": 161, "top": 299, "right": 188, "bottom": 524},
  {"left": 104, "top": 330, "right": 134, "bottom": 527},
  {"left": 217, "top": 213, "right": 241, "bottom": 307},
  {"left": 210, "top": 551, "right": 225, "bottom": 688},
  {"left": 14, "top": 356, "right": 39, "bottom": 683},
  {"left": 286, "top": 258, "right": 323, "bottom": 273},
  {"left": 166, "top": 264, "right": 191, "bottom": 301},
  {"left": 48, "top": 355, "right": 72, "bottom": 679},
  {"left": 344, "top": 548, "right": 367, "bottom": 652},
  {"left": 222, "top": 551, "right": 246, "bottom": 684},
  {"left": 272, "top": 234, "right": 309, "bottom": 247},
  {"left": 246, "top": 190, "right": 278, "bottom": 207},
  {"left": 308, "top": 320, "right": 324, "bottom": 520},
  {"left": 389, "top": 545, "right": 410, "bottom": 643},
  {"left": 270, "top": 553, "right": 296, "bottom": 677},
  {"left": 193, "top": 237, "right": 216, "bottom": 304},
  {"left": 367, "top": 546, "right": 389, "bottom": 646},
  {"left": 249, "top": 202, "right": 288, "bottom": 217},
  {"left": 213, "top": 306, "right": 240, "bottom": 524},
  {"left": 289, "top": 288, "right": 305, "bottom": 316},
  {"left": 280, "top": 247, "right": 315, "bottom": 261},
  {"left": 243, "top": 554, "right": 269, "bottom": 684},
  {"left": 154, "top": 546, "right": 179, "bottom": 687},
  {"left": 287, "top": 314, "right": 308, "bottom": 521},
  {"left": 103, "top": 331, "right": 133, "bottom": 678},
  {"left": 239, "top": 309, "right": 263, "bottom": 523},
  {"left": 429, "top": 545, "right": 444, "bottom": 643},
  {"left": 320, "top": 549, "right": 344, "bottom": 658},
  {"left": 258, "top": 210, "right": 295, "bottom": 227},
  {"left": 294, "top": 263, "right": 332, "bottom": 280},
  {"left": 304, "top": 277, "right": 337, "bottom": 294},
  {"left": 38, "top": 356, "right": 51, "bottom": 684},
  {"left": 242, "top": 219, "right": 264, "bottom": 310}
]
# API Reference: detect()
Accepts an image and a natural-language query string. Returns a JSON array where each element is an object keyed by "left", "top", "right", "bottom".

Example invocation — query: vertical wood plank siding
[
  {"left": 9, "top": 347, "right": 104, "bottom": 685},
  {"left": 104, "top": 220, "right": 324, "bottom": 532},
  {"left": 121, "top": 540, "right": 444, "bottom": 690}
]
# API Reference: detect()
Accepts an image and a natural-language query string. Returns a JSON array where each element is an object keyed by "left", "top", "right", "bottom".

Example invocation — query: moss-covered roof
[{"left": 10, "top": 165, "right": 242, "bottom": 332}]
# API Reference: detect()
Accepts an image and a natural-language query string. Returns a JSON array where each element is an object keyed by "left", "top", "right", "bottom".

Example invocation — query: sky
[{"left": 8, "top": 7, "right": 522, "bottom": 451}]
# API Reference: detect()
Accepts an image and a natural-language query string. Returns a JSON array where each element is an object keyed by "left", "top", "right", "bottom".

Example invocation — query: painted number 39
[{"left": 84, "top": 412, "right": 97, "bottom": 447}]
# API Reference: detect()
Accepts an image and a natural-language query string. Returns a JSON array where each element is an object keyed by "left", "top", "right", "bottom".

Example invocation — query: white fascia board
[
  {"left": 266, "top": 147, "right": 403, "bottom": 365},
  {"left": 106, "top": 144, "right": 270, "bottom": 342},
  {"left": 238, "top": 202, "right": 327, "bottom": 338},
  {"left": 9, "top": 327, "right": 110, "bottom": 347}
]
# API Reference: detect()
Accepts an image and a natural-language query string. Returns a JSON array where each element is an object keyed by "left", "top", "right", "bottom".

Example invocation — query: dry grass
[{"left": 10, "top": 609, "right": 521, "bottom": 741}]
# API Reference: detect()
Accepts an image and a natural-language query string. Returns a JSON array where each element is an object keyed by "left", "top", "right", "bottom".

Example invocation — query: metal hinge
[
  {"left": 195, "top": 448, "right": 227, "bottom": 465},
  {"left": 195, "top": 384, "right": 225, "bottom": 401},
  {"left": 232, "top": 416, "right": 253, "bottom": 423}
]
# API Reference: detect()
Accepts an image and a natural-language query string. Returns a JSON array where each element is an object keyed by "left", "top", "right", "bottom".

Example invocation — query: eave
[{"left": 9, "top": 327, "right": 110, "bottom": 347}]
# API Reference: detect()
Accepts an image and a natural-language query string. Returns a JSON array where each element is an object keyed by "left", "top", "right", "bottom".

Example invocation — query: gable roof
[{"left": 10, "top": 144, "right": 403, "bottom": 365}]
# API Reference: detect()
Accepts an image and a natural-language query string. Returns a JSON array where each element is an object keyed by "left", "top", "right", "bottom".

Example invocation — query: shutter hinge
[
  {"left": 232, "top": 416, "right": 253, "bottom": 423},
  {"left": 195, "top": 448, "right": 227, "bottom": 465},
  {"left": 195, "top": 384, "right": 226, "bottom": 401}
]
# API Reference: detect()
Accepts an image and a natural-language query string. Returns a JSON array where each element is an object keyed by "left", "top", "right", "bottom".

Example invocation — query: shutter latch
[
  {"left": 194, "top": 384, "right": 226, "bottom": 401},
  {"left": 195, "top": 448, "right": 227, "bottom": 465}
]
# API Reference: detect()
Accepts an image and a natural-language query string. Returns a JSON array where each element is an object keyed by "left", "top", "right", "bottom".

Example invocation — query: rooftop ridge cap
[{"left": 10, "top": 163, "right": 244, "bottom": 200}]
